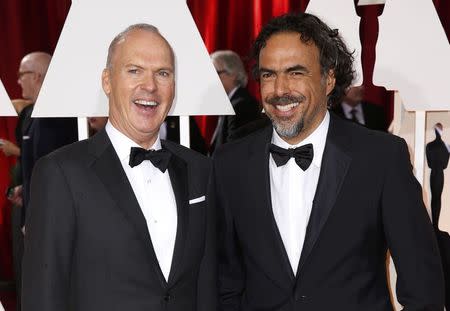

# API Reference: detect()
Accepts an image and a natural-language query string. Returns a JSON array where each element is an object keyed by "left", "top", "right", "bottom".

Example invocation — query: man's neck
[{"left": 109, "top": 119, "right": 158, "bottom": 150}]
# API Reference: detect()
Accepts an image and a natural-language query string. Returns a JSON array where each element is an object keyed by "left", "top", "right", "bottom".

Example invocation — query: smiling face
[
  {"left": 258, "top": 32, "right": 335, "bottom": 144},
  {"left": 102, "top": 29, "right": 175, "bottom": 148}
]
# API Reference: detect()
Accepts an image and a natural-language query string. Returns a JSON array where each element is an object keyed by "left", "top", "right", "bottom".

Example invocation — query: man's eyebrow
[
  {"left": 258, "top": 67, "right": 275, "bottom": 74},
  {"left": 258, "top": 65, "right": 309, "bottom": 74},
  {"left": 124, "top": 64, "right": 174, "bottom": 72},
  {"left": 285, "top": 64, "right": 309, "bottom": 73},
  {"left": 125, "top": 63, "right": 144, "bottom": 69},
  {"left": 157, "top": 66, "right": 174, "bottom": 72}
]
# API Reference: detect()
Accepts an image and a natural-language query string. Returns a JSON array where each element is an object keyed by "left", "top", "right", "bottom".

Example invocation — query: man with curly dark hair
[{"left": 213, "top": 12, "right": 444, "bottom": 310}]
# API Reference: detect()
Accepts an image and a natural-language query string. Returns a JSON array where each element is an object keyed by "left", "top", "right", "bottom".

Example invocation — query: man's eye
[
  {"left": 128, "top": 69, "right": 139, "bottom": 74},
  {"left": 291, "top": 71, "right": 303, "bottom": 76},
  {"left": 261, "top": 72, "right": 273, "bottom": 80},
  {"left": 158, "top": 71, "right": 171, "bottom": 77}
]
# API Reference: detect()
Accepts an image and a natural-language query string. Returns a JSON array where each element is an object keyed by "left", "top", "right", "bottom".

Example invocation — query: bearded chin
[{"left": 271, "top": 117, "right": 304, "bottom": 139}]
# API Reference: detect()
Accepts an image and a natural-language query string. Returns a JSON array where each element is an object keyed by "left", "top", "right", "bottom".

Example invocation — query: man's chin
[{"left": 271, "top": 117, "right": 304, "bottom": 138}]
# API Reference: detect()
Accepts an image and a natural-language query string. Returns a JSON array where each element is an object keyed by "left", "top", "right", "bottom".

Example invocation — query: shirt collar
[
  {"left": 105, "top": 121, "right": 162, "bottom": 162},
  {"left": 228, "top": 86, "right": 239, "bottom": 99},
  {"left": 271, "top": 111, "right": 330, "bottom": 168},
  {"left": 341, "top": 101, "right": 362, "bottom": 116}
]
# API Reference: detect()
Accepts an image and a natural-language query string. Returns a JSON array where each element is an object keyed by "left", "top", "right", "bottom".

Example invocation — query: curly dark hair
[{"left": 252, "top": 12, "right": 355, "bottom": 107}]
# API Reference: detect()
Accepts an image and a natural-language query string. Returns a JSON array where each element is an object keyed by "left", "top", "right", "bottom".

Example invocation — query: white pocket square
[{"left": 189, "top": 196, "right": 205, "bottom": 204}]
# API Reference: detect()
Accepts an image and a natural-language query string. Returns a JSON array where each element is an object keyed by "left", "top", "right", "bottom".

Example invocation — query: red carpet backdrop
[{"left": 0, "top": 0, "right": 449, "bottom": 309}]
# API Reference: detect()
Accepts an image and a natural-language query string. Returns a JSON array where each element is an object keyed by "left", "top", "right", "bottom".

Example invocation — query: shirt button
[
  {"left": 146, "top": 179, "right": 151, "bottom": 184},
  {"left": 163, "top": 293, "right": 171, "bottom": 301}
]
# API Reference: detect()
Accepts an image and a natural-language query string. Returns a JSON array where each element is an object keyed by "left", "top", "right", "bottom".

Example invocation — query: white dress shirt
[
  {"left": 341, "top": 101, "right": 365, "bottom": 125},
  {"left": 106, "top": 122, "right": 177, "bottom": 281},
  {"left": 269, "top": 112, "right": 330, "bottom": 276}
]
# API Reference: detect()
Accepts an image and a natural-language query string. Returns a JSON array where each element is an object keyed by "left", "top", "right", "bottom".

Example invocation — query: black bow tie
[
  {"left": 269, "top": 143, "right": 314, "bottom": 171},
  {"left": 129, "top": 147, "right": 171, "bottom": 172}
]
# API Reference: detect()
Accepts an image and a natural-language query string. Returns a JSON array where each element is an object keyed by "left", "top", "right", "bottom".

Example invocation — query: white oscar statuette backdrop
[
  {"left": 306, "top": 0, "right": 363, "bottom": 86},
  {"left": 375, "top": 0, "right": 450, "bottom": 196},
  {"left": 302, "top": 0, "right": 450, "bottom": 309},
  {"left": 33, "top": 0, "right": 234, "bottom": 146},
  {"left": 0, "top": 79, "right": 17, "bottom": 117}
]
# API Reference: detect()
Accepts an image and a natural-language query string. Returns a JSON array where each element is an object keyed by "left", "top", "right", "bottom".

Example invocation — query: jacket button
[
  {"left": 163, "top": 294, "right": 171, "bottom": 302},
  {"left": 296, "top": 294, "right": 307, "bottom": 301}
]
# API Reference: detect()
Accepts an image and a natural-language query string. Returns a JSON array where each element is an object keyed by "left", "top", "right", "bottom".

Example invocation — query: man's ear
[
  {"left": 101, "top": 68, "right": 111, "bottom": 96},
  {"left": 325, "top": 69, "right": 336, "bottom": 96}
]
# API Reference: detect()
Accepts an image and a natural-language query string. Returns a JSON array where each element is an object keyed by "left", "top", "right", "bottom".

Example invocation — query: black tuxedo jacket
[
  {"left": 211, "top": 87, "right": 261, "bottom": 152},
  {"left": 165, "top": 116, "right": 207, "bottom": 155},
  {"left": 213, "top": 113, "right": 444, "bottom": 310},
  {"left": 20, "top": 116, "right": 78, "bottom": 224},
  {"left": 22, "top": 129, "right": 217, "bottom": 311},
  {"left": 332, "top": 101, "right": 387, "bottom": 131}
]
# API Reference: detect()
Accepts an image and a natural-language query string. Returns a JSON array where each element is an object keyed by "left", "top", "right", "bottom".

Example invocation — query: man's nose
[
  {"left": 273, "top": 75, "right": 290, "bottom": 97},
  {"left": 140, "top": 74, "right": 157, "bottom": 92}
]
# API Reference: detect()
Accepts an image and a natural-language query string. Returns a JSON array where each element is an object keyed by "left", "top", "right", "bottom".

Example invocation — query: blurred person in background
[
  {"left": 210, "top": 50, "right": 262, "bottom": 153},
  {"left": 332, "top": 85, "right": 387, "bottom": 131}
]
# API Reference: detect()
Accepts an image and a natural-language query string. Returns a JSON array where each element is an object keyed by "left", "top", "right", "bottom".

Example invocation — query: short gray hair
[
  {"left": 211, "top": 50, "right": 248, "bottom": 87},
  {"left": 106, "top": 23, "right": 173, "bottom": 68}
]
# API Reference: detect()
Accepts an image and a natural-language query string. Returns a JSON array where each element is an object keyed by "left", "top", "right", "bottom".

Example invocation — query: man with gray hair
[
  {"left": 210, "top": 50, "right": 261, "bottom": 153},
  {"left": 22, "top": 24, "right": 216, "bottom": 310}
]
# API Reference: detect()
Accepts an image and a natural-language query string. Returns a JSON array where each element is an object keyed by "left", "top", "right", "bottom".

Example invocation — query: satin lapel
[
  {"left": 89, "top": 130, "right": 167, "bottom": 287},
  {"left": 248, "top": 126, "right": 295, "bottom": 291},
  {"left": 296, "top": 116, "right": 352, "bottom": 276},
  {"left": 164, "top": 150, "right": 189, "bottom": 287}
]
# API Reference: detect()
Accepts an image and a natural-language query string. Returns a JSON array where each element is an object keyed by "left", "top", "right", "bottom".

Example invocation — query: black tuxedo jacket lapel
[
  {"left": 248, "top": 126, "right": 295, "bottom": 290},
  {"left": 88, "top": 130, "right": 167, "bottom": 287},
  {"left": 332, "top": 103, "right": 346, "bottom": 119},
  {"left": 297, "top": 115, "right": 352, "bottom": 276},
  {"left": 162, "top": 141, "right": 189, "bottom": 287}
]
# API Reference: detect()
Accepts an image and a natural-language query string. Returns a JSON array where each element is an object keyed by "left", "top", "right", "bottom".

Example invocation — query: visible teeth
[
  {"left": 134, "top": 100, "right": 158, "bottom": 106},
  {"left": 275, "top": 102, "right": 298, "bottom": 112}
]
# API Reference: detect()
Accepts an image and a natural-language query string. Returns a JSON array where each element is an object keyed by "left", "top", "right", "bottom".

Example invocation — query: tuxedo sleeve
[
  {"left": 214, "top": 162, "right": 245, "bottom": 311},
  {"left": 197, "top": 168, "right": 218, "bottom": 311},
  {"left": 32, "top": 118, "right": 77, "bottom": 162},
  {"left": 381, "top": 138, "right": 445, "bottom": 310},
  {"left": 22, "top": 156, "right": 75, "bottom": 311},
  {"left": 226, "top": 99, "right": 255, "bottom": 143}
]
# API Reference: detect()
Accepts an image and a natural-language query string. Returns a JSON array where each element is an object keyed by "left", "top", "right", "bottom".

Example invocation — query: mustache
[{"left": 266, "top": 94, "right": 305, "bottom": 105}]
